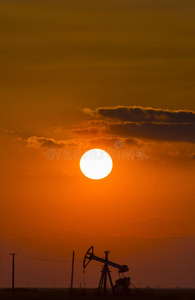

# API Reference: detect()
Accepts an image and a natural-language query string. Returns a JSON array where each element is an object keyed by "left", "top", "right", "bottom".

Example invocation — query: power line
[
  {"left": 0, "top": 254, "right": 8, "bottom": 257},
  {"left": 0, "top": 253, "right": 82, "bottom": 262},
  {"left": 18, "top": 254, "right": 82, "bottom": 263},
  {"left": 130, "top": 281, "right": 139, "bottom": 289},
  {"left": 18, "top": 254, "right": 71, "bottom": 262}
]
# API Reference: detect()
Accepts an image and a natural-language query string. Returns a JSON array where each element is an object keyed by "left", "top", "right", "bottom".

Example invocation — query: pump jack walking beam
[{"left": 83, "top": 246, "right": 129, "bottom": 273}]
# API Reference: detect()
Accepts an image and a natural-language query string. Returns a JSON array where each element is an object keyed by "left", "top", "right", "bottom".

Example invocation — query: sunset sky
[{"left": 0, "top": 0, "right": 195, "bottom": 288}]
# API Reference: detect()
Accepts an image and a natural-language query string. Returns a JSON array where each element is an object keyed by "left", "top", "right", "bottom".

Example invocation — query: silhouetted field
[{"left": 0, "top": 288, "right": 195, "bottom": 300}]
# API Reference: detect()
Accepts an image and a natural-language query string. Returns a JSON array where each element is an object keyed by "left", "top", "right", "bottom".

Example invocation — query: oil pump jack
[{"left": 83, "top": 246, "right": 130, "bottom": 295}]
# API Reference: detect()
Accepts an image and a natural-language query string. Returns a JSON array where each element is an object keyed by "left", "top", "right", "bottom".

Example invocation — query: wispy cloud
[{"left": 27, "top": 136, "right": 78, "bottom": 148}]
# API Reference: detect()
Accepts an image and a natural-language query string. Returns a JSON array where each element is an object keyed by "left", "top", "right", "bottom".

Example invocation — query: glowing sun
[{"left": 80, "top": 149, "right": 113, "bottom": 180}]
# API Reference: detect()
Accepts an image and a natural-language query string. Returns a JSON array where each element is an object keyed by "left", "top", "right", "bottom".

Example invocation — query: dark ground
[{"left": 0, "top": 288, "right": 195, "bottom": 300}]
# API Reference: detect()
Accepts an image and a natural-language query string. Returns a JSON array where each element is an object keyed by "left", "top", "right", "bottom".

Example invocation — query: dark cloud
[
  {"left": 85, "top": 106, "right": 195, "bottom": 124},
  {"left": 109, "top": 122, "right": 195, "bottom": 143},
  {"left": 82, "top": 106, "right": 195, "bottom": 143},
  {"left": 73, "top": 120, "right": 109, "bottom": 135},
  {"left": 125, "top": 137, "right": 144, "bottom": 146},
  {"left": 27, "top": 136, "right": 78, "bottom": 148},
  {"left": 73, "top": 127, "right": 101, "bottom": 135}
]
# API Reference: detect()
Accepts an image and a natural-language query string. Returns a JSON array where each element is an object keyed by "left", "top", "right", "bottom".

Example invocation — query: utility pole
[
  {"left": 70, "top": 251, "right": 75, "bottom": 292},
  {"left": 9, "top": 253, "right": 17, "bottom": 293}
]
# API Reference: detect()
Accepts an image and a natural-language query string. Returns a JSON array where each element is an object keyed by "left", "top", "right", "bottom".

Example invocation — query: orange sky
[{"left": 0, "top": 0, "right": 195, "bottom": 288}]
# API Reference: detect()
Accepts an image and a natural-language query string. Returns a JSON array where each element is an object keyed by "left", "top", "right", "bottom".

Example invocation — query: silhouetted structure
[
  {"left": 70, "top": 251, "right": 74, "bottom": 290},
  {"left": 83, "top": 246, "right": 130, "bottom": 295},
  {"left": 9, "top": 253, "right": 17, "bottom": 293}
]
